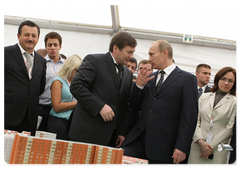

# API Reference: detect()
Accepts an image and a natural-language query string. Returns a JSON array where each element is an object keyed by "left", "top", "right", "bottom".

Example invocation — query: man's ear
[
  {"left": 17, "top": 33, "right": 20, "bottom": 40},
  {"left": 163, "top": 49, "right": 168, "bottom": 56},
  {"left": 113, "top": 44, "right": 119, "bottom": 53},
  {"left": 196, "top": 72, "right": 199, "bottom": 78}
]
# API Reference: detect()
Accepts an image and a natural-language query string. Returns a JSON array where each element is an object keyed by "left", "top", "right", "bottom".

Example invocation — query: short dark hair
[
  {"left": 211, "top": 67, "right": 236, "bottom": 96},
  {"left": 44, "top": 31, "right": 62, "bottom": 46},
  {"left": 129, "top": 57, "right": 137, "bottom": 66},
  {"left": 138, "top": 59, "right": 153, "bottom": 70},
  {"left": 138, "top": 59, "right": 150, "bottom": 66},
  {"left": 196, "top": 64, "right": 211, "bottom": 73},
  {"left": 18, "top": 20, "right": 40, "bottom": 36},
  {"left": 109, "top": 31, "right": 137, "bottom": 52}
]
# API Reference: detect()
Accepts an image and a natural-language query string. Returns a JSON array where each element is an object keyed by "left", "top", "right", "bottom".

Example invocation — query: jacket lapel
[
  {"left": 208, "top": 92, "right": 215, "bottom": 111},
  {"left": 120, "top": 65, "right": 131, "bottom": 93},
  {"left": 105, "top": 52, "right": 119, "bottom": 89},
  {"left": 155, "top": 67, "right": 181, "bottom": 96},
  {"left": 11, "top": 44, "right": 29, "bottom": 77},
  {"left": 31, "top": 51, "right": 39, "bottom": 79},
  {"left": 214, "top": 93, "right": 231, "bottom": 110}
]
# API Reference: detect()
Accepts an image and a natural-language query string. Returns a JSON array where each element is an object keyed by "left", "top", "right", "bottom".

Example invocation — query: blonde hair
[{"left": 56, "top": 54, "right": 82, "bottom": 80}]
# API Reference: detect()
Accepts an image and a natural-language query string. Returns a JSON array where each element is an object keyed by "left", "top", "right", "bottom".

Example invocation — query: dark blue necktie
[
  {"left": 198, "top": 87, "right": 203, "bottom": 98},
  {"left": 155, "top": 70, "right": 165, "bottom": 92}
]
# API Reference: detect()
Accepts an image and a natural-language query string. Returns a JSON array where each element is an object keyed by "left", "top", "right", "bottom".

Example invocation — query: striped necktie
[{"left": 155, "top": 70, "right": 165, "bottom": 93}]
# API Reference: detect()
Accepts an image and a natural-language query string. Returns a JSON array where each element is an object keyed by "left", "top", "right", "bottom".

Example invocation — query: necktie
[
  {"left": 198, "top": 87, "right": 203, "bottom": 98},
  {"left": 155, "top": 70, "right": 165, "bottom": 93},
  {"left": 115, "top": 64, "right": 124, "bottom": 85},
  {"left": 24, "top": 52, "right": 33, "bottom": 78}
]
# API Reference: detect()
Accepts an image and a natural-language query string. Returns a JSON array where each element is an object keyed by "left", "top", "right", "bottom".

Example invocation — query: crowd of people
[{"left": 4, "top": 20, "right": 236, "bottom": 164}]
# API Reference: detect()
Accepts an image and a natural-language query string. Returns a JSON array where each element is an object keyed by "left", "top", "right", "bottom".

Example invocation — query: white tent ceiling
[
  {"left": 3, "top": 2, "right": 237, "bottom": 48},
  {"left": 3, "top": 3, "right": 237, "bottom": 85}
]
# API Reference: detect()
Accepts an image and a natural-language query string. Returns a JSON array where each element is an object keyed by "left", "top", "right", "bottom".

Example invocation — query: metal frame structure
[{"left": 4, "top": 5, "right": 236, "bottom": 50}]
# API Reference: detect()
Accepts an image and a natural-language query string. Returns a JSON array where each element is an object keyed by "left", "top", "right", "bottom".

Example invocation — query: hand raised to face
[{"left": 136, "top": 65, "right": 154, "bottom": 87}]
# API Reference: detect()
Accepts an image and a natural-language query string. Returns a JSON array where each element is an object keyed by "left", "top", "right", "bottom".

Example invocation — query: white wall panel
[{"left": 4, "top": 24, "right": 236, "bottom": 84}]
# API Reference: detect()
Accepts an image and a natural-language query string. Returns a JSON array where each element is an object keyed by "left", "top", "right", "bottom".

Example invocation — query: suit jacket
[
  {"left": 205, "top": 85, "right": 211, "bottom": 93},
  {"left": 188, "top": 92, "right": 236, "bottom": 164},
  {"left": 123, "top": 66, "right": 198, "bottom": 162},
  {"left": 69, "top": 52, "right": 132, "bottom": 145},
  {"left": 5, "top": 44, "right": 46, "bottom": 128}
]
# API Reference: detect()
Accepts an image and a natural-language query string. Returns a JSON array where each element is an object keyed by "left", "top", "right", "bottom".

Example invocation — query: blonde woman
[{"left": 48, "top": 54, "right": 82, "bottom": 140}]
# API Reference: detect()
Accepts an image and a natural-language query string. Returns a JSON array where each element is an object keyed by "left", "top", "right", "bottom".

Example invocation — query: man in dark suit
[
  {"left": 122, "top": 40, "right": 198, "bottom": 164},
  {"left": 179, "top": 63, "right": 211, "bottom": 162},
  {"left": 195, "top": 64, "right": 211, "bottom": 98},
  {"left": 69, "top": 32, "right": 137, "bottom": 147},
  {"left": 5, "top": 20, "right": 46, "bottom": 135}
]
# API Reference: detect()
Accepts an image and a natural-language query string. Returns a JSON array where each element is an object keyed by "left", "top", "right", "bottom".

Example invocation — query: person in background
[
  {"left": 138, "top": 59, "right": 152, "bottom": 71},
  {"left": 127, "top": 59, "right": 153, "bottom": 133},
  {"left": 38, "top": 32, "right": 65, "bottom": 132},
  {"left": 48, "top": 54, "right": 82, "bottom": 140},
  {"left": 122, "top": 40, "right": 198, "bottom": 164},
  {"left": 182, "top": 63, "right": 212, "bottom": 163},
  {"left": 4, "top": 20, "right": 46, "bottom": 135},
  {"left": 36, "top": 48, "right": 47, "bottom": 57},
  {"left": 188, "top": 67, "right": 236, "bottom": 164},
  {"left": 126, "top": 57, "right": 137, "bottom": 81},
  {"left": 69, "top": 32, "right": 137, "bottom": 147},
  {"left": 196, "top": 64, "right": 211, "bottom": 98}
]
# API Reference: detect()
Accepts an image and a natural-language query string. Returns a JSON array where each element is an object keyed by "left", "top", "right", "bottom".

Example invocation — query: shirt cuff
[{"left": 136, "top": 84, "right": 144, "bottom": 89}]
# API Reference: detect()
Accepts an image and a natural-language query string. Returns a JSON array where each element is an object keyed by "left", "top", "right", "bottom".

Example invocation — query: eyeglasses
[{"left": 219, "top": 77, "right": 234, "bottom": 84}]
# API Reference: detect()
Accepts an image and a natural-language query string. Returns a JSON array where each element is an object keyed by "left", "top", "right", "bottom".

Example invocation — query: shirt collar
[
  {"left": 160, "top": 63, "right": 176, "bottom": 76},
  {"left": 18, "top": 43, "right": 34, "bottom": 56},
  {"left": 198, "top": 84, "right": 208, "bottom": 91},
  {"left": 45, "top": 54, "right": 64, "bottom": 63},
  {"left": 110, "top": 52, "right": 118, "bottom": 65}
]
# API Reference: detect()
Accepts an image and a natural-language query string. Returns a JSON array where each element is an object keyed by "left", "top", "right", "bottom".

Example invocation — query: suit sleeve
[
  {"left": 70, "top": 55, "right": 105, "bottom": 117},
  {"left": 174, "top": 74, "right": 199, "bottom": 154},
  {"left": 210, "top": 103, "right": 236, "bottom": 149},
  {"left": 119, "top": 79, "right": 132, "bottom": 137},
  {"left": 130, "top": 83, "right": 144, "bottom": 112},
  {"left": 39, "top": 59, "right": 46, "bottom": 96}
]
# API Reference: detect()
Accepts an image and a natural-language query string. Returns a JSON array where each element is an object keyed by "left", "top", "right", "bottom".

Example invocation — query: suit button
[
  {"left": 153, "top": 97, "right": 156, "bottom": 100},
  {"left": 149, "top": 110, "right": 152, "bottom": 113}
]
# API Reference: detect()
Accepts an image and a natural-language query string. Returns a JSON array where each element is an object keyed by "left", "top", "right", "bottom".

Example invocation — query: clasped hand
[{"left": 198, "top": 139, "right": 213, "bottom": 159}]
